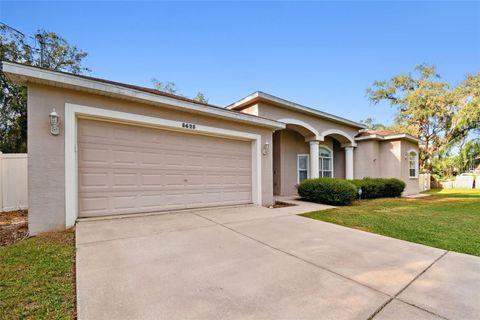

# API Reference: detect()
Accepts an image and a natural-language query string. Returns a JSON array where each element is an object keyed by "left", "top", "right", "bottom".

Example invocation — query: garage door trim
[{"left": 65, "top": 102, "right": 262, "bottom": 227}]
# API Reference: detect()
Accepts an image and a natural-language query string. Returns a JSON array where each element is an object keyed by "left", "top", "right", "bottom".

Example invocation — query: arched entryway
[
  {"left": 273, "top": 120, "right": 356, "bottom": 196},
  {"left": 320, "top": 129, "right": 356, "bottom": 180}
]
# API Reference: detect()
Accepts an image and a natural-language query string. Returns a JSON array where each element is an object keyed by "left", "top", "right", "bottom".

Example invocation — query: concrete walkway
[{"left": 76, "top": 201, "right": 480, "bottom": 320}]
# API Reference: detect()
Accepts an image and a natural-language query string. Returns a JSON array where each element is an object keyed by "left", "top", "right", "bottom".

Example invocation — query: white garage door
[{"left": 77, "top": 118, "right": 253, "bottom": 218}]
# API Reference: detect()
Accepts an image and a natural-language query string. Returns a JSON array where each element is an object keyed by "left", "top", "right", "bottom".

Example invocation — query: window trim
[
  {"left": 319, "top": 145, "right": 334, "bottom": 178},
  {"left": 297, "top": 154, "right": 310, "bottom": 184},
  {"left": 408, "top": 149, "right": 419, "bottom": 179}
]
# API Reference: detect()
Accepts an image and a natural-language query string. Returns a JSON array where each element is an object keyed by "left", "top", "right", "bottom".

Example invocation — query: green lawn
[
  {"left": 301, "top": 188, "right": 480, "bottom": 256},
  {"left": 0, "top": 230, "right": 76, "bottom": 319}
]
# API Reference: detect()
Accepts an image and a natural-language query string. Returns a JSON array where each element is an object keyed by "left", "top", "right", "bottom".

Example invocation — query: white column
[
  {"left": 309, "top": 140, "right": 319, "bottom": 179},
  {"left": 345, "top": 146, "right": 354, "bottom": 180}
]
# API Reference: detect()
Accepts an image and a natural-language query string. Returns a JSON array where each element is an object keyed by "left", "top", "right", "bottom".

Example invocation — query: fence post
[{"left": 0, "top": 151, "right": 3, "bottom": 212}]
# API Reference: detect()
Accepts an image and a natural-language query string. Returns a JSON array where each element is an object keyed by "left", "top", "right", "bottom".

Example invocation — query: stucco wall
[
  {"left": 379, "top": 141, "right": 401, "bottom": 179},
  {"left": 27, "top": 84, "right": 275, "bottom": 235},
  {"left": 272, "top": 131, "right": 282, "bottom": 195},
  {"left": 279, "top": 130, "right": 309, "bottom": 195},
  {"left": 275, "top": 131, "right": 344, "bottom": 196},
  {"left": 354, "top": 140, "right": 381, "bottom": 179},
  {"left": 256, "top": 102, "right": 360, "bottom": 144},
  {"left": 400, "top": 140, "right": 420, "bottom": 195},
  {"left": 354, "top": 139, "right": 419, "bottom": 195},
  {"left": 333, "top": 140, "right": 346, "bottom": 179},
  {"left": 239, "top": 104, "right": 258, "bottom": 116}
]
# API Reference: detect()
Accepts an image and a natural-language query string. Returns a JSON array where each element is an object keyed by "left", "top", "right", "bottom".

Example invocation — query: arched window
[
  {"left": 408, "top": 150, "right": 419, "bottom": 178},
  {"left": 319, "top": 146, "right": 333, "bottom": 177}
]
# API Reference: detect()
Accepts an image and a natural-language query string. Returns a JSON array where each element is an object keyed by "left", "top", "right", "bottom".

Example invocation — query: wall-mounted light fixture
[
  {"left": 50, "top": 108, "right": 60, "bottom": 135},
  {"left": 262, "top": 141, "right": 270, "bottom": 155}
]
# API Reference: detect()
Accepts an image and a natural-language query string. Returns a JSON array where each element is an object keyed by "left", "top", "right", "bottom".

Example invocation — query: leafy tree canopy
[
  {"left": 151, "top": 78, "right": 209, "bottom": 104},
  {"left": 459, "top": 138, "right": 480, "bottom": 172},
  {"left": 359, "top": 117, "right": 386, "bottom": 130},
  {"left": 0, "top": 24, "right": 89, "bottom": 152},
  {"left": 367, "top": 64, "right": 480, "bottom": 171},
  {"left": 192, "top": 92, "right": 208, "bottom": 104},
  {"left": 452, "top": 73, "right": 480, "bottom": 134},
  {"left": 151, "top": 78, "right": 178, "bottom": 94}
]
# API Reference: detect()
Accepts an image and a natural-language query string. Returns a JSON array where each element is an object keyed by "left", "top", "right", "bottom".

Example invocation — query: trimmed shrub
[
  {"left": 383, "top": 178, "right": 406, "bottom": 197},
  {"left": 350, "top": 178, "right": 384, "bottom": 199},
  {"left": 351, "top": 178, "right": 405, "bottom": 199},
  {"left": 297, "top": 178, "right": 357, "bottom": 205}
]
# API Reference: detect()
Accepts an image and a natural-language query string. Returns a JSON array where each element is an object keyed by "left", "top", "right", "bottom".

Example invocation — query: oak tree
[
  {"left": 367, "top": 64, "right": 479, "bottom": 170},
  {"left": 0, "top": 25, "right": 89, "bottom": 152}
]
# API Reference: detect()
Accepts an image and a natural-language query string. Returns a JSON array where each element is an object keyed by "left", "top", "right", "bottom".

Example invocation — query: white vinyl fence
[
  {"left": 454, "top": 175, "right": 475, "bottom": 189},
  {"left": 439, "top": 175, "right": 478, "bottom": 189},
  {"left": 0, "top": 152, "right": 28, "bottom": 212},
  {"left": 418, "top": 173, "right": 431, "bottom": 192}
]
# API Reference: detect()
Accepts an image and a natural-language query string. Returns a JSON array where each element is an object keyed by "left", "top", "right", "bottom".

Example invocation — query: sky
[{"left": 1, "top": 1, "right": 479, "bottom": 125}]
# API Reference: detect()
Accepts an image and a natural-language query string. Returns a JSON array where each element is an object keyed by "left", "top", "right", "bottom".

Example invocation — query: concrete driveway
[{"left": 76, "top": 202, "right": 480, "bottom": 320}]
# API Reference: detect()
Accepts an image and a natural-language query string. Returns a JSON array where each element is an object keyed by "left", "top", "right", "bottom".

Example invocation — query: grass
[
  {"left": 0, "top": 230, "right": 76, "bottom": 319},
  {"left": 300, "top": 188, "right": 480, "bottom": 256}
]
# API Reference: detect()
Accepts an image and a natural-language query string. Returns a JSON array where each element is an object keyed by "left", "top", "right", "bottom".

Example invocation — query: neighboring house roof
[
  {"left": 1, "top": 61, "right": 285, "bottom": 130},
  {"left": 226, "top": 91, "right": 366, "bottom": 129},
  {"left": 357, "top": 130, "right": 400, "bottom": 137},
  {"left": 355, "top": 129, "right": 421, "bottom": 143}
]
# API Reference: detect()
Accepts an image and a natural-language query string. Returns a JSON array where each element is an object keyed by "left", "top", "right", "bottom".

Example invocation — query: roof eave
[
  {"left": 2, "top": 62, "right": 285, "bottom": 130},
  {"left": 355, "top": 133, "right": 422, "bottom": 144},
  {"left": 227, "top": 91, "right": 366, "bottom": 129}
]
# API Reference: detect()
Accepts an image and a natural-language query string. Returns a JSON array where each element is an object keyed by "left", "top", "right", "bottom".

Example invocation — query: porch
[{"left": 273, "top": 124, "right": 356, "bottom": 196}]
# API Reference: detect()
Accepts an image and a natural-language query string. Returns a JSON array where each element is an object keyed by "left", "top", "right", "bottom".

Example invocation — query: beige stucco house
[{"left": 3, "top": 62, "right": 421, "bottom": 235}]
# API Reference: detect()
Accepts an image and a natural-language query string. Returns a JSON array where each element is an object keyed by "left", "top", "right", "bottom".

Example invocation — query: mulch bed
[
  {"left": 271, "top": 201, "right": 297, "bottom": 208},
  {"left": 0, "top": 210, "right": 28, "bottom": 246}
]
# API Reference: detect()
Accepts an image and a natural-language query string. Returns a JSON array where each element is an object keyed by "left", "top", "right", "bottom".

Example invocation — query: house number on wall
[{"left": 182, "top": 122, "right": 196, "bottom": 130}]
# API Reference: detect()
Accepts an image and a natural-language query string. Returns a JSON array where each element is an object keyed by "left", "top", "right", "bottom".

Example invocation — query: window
[
  {"left": 319, "top": 146, "right": 333, "bottom": 178},
  {"left": 297, "top": 154, "right": 309, "bottom": 183},
  {"left": 408, "top": 150, "right": 418, "bottom": 178}
]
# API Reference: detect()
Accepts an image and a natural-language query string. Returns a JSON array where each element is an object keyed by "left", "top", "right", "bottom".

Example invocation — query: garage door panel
[
  {"left": 80, "top": 189, "right": 254, "bottom": 217},
  {"left": 186, "top": 174, "right": 205, "bottom": 186},
  {"left": 79, "top": 147, "right": 111, "bottom": 165},
  {"left": 112, "top": 173, "right": 138, "bottom": 187},
  {"left": 141, "top": 173, "right": 164, "bottom": 186},
  {"left": 79, "top": 196, "right": 109, "bottom": 214},
  {"left": 79, "top": 172, "right": 110, "bottom": 188},
  {"left": 112, "top": 196, "right": 137, "bottom": 210},
  {"left": 140, "top": 194, "right": 165, "bottom": 207},
  {"left": 111, "top": 149, "right": 137, "bottom": 165},
  {"left": 113, "top": 126, "right": 137, "bottom": 141},
  {"left": 78, "top": 119, "right": 253, "bottom": 218},
  {"left": 223, "top": 175, "right": 246, "bottom": 185},
  {"left": 79, "top": 172, "right": 253, "bottom": 193},
  {"left": 78, "top": 121, "right": 109, "bottom": 138}
]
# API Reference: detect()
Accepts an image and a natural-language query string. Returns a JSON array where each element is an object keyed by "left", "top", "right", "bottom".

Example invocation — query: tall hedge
[{"left": 297, "top": 178, "right": 357, "bottom": 205}]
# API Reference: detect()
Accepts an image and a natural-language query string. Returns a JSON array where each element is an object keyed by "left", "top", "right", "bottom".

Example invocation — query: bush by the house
[
  {"left": 297, "top": 178, "right": 357, "bottom": 205},
  {"left": 351, "top": 178, "right": 405, "bottom": 198},
  {"left": 350, "top": 178, "right": 383, "bottom": 199},
  {"left": 383, "top": 178, "right": 406, "bottom": 197}
]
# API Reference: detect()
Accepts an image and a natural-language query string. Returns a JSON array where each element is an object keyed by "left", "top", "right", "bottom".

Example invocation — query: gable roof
[
  {"left": 226, "top": 91, "right": 366, "bottom": 129},
  {"left": 356, "top": 130, "right": 402, "bottom": 137},
  {"left": 355, "top": 130, "right": 421, "bottom": 143},
  {"left": 1, "top": 61, "right": 285, "bottom": 130}
]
